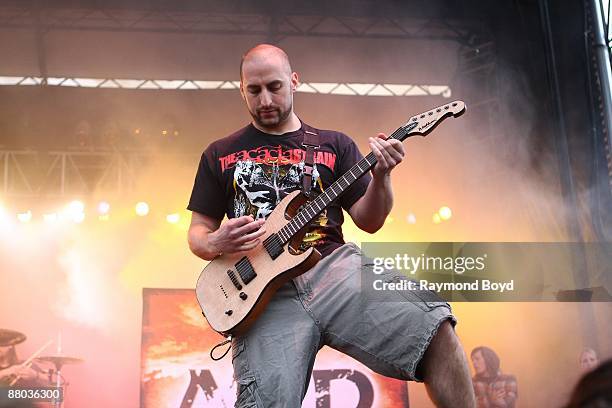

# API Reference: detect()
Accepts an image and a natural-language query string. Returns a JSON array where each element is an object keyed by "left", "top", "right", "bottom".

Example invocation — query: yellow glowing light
[
  {"left": 17, "top": 210, "right": 32, "bottom": 223},
  {"left": 384, "top": 216, "right": 394, "bottom": 224},
  {"left": 98, "top": 201, "right": 110, "bottom": 215},
  {"left": 432, "top": 213, "right": 441, "bottom": 224},
  {"left": 166, "top": 213, "right": 180, "bottom": 224},
  {"left": 67, "top": 200, "right": 85, "bottom": 213},
  {"left": 161, "top": 130, "right": 168, "bottom": 136},
  {"left": 63, "top": 200, "right": 85, "bottom": 223},
  {"left": 438, "top": 206, "right": 452, "bottom": 221},
  {"left": 135, "top": 202, "right": 150, "bottom": 216},
  {"left": 98, "top": 214, "right": 110, "bottom": 221}
]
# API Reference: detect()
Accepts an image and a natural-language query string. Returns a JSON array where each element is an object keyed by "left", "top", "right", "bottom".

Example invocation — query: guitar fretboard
[{"left": 277, "top": 121, "right": 418, "bottom": 244}]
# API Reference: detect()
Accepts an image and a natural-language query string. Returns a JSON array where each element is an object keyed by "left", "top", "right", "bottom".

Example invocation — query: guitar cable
[{"left": 210, "top": 336, "right": 232, "bottom": 361}]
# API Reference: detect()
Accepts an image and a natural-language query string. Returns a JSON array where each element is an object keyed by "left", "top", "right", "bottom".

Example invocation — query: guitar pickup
[
  {"left": 235, "top": 257, "right": 257, "bottom": 285},
  {"left": 263, "top": 233, "right": 284, "bottom": 260},
  {"left": 227, "top": 270, "right": 242, "bottom": 290}
]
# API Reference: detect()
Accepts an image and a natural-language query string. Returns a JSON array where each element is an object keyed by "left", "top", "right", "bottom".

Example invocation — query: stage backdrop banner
[{"left": 140, "top": 288, "right": 409, "bottom": 407}]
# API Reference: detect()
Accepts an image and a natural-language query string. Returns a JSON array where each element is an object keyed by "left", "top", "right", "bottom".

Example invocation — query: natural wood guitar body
[{"left": 195, "top": 190, "right": 320, "bottom": 336}]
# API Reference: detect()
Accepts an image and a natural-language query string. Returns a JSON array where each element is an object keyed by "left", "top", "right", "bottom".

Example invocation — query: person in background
[
  {"left": 471, "top": 346, "right": 517, "bottom": 408},
  {"left": 564, "top": 358, "right": 612, "bottom": 408},
  {"left": 579, "top": 348, "right": 600, "bottom": 374},
  {"left": 0, "top": 345, "right": 41, "bottom": 387}
]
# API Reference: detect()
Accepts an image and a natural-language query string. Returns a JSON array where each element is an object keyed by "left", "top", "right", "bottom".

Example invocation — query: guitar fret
[
  {"left": 297, "top": 212, "right": 306, "bottom": 224},
  {"left": 278, "top": 122, "right": 414, "bottom": 244}
]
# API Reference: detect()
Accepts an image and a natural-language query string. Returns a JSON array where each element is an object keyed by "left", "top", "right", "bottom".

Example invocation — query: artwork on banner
[{"left": 140, "top": 289, "right": 409, "bottom": 407}]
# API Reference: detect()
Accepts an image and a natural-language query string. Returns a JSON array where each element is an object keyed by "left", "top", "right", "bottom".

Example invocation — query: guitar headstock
[{"left": 402, "top": 100, "right": 466, "bottom": 137}]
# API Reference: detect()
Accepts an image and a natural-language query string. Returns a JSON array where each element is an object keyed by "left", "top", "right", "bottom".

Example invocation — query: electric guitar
[{"left": 196, "top": 100, "right": 466, "bottom": 336}]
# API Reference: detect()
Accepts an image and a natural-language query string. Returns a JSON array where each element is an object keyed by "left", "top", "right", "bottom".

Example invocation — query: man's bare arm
[{"left": 347, "top": 133, "right": 404, "bottom": 234}]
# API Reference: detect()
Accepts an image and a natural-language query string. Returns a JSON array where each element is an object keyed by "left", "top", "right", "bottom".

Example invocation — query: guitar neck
[{"left": 277, "top": 121, "right": 419, "bottom": 244}]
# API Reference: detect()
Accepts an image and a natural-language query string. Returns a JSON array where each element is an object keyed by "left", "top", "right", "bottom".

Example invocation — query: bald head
[
  {"left": 240, "top": 44, "right": 292, "bottom": 80},
  {"left": 238, "top": 44, "right": 300, "bottom": 133}
]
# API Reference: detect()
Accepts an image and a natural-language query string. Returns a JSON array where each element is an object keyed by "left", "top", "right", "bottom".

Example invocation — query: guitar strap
[{"left": 301, "top": 125, "right": 320, "bottom": 199}]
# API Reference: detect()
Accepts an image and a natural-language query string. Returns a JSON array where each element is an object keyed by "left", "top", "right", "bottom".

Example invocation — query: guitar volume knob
[
  {"left": 239, "top": 292, "right": 248, "bottom": 300},
  {"left": 225, "top": 310, "right": 233, "bottom": 316}
]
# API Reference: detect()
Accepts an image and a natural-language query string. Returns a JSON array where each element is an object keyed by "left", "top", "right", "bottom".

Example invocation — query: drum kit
[{"left": 0, "top": 329, "right": 83, "bottom": 407}]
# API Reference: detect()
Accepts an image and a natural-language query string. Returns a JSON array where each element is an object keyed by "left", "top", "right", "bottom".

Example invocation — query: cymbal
[
  {"left": 35, "top": 356, "right": 83, "bottom": 369},
  {"left": 0, "top": 329, "right": 26, "bottom": 347}
]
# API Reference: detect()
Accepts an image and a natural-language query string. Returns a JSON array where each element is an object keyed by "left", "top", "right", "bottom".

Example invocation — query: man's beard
[{"left": 252, "top": 103, "right": 292, "bottom": 130}]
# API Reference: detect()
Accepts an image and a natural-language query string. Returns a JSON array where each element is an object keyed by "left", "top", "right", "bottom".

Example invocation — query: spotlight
[
  {"left": 166, "top": 213, "right": 180, "bottom": 224},
  {"left": 432, "top": 213, "right": 441, "bottom": 224},
  {"left": 17, "top": 210, "right": 32, "bottom": 223},
  {"left": 438, "top": 206, "right": 452, "bottom": 221},
  {"left": 98, "top": 201, "right": 110, "bottom": 215},
  {"left": 67, "top": 200, "right": 85, "bottom": 214},
  {"left": 135, "top": 202, "right": 149, "bottom": 216},
  {"left": 64, "top": 200, "right": 85, "bottom": 223},
  {"left": 406, "top": 213, "right": 417, "bottom": 224},
  {"left": 73, "top": 212, "right": 85, "bottom": 223},
  {"left": 161, "top": 130, "right": 168, "bottom": 136}
]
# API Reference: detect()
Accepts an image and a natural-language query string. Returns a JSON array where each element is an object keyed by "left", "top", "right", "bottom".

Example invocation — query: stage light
[
  {"left": 173, "top": 130, "right": 179, "bottom": 136},
  {"left": 166, "top": 213, "right": 180, "bottom": 224},
  {"left": 406, "top": 213, "right": 417, "bottom": 224},
  {"left": 438, "top": 206, "right": 452, "bottom": 221},
  {"left": 17, "top": 210, "right": 32, "bottom": 223},
  {"left": 432, "top": 213, "right": 441, "bottom": 224},
  {"left": 73, "top": 212, "right": 85, "bottom": 223},
  {"left": 64, "top": 200, "right": 85, "bottom": 223},
  {"left": 134, "top": 128, "right": 141, "bottom": 135},
  {"left": 384, "top": 216, "right": 394, "bottom": 224},
  {"left": 67, "top": 200, "right": 85, "bottom": 214},
  {"left": 135, "top": 202, "right": 149, "bottom": 216},
  {"left": 161, "top": 130, "right": 168, "bottom": 136},
  {"left": 98, "top": 214, "right": 110, "bottom": 221},
  {"left": 98, "top": 201, "right": 110, "bottom": 215}
]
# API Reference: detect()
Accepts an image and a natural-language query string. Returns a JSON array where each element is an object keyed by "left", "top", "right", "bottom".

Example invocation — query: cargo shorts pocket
[
  {"left": 231, "top": 338, "right": 264, "bottom": 408},
  {"left": 235, "top": 375, "right": 261, "bottom": 408},
  {"left": 384, "top": 275, "right": 450, "bottom": 312}
]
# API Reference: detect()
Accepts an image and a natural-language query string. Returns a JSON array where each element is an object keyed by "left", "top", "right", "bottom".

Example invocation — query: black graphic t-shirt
[{"left": 187, "top": 121, "right": 371, "bottom": 258}]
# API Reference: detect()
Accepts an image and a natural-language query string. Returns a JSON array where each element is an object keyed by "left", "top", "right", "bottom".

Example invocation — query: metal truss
[
  {"left": 0, "top": 76, "right": 452, "bottom": 97},
  {"left": 453, "top": 40, "right": 505, "bottom": 174},
  {"left": 0, "top": 6, "right": 485, "bottom": 44},
  {"left": 0, "top": 149, "right": 197, "bottom": 198}
]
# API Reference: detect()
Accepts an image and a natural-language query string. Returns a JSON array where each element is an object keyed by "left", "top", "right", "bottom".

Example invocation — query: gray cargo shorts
[{"left": 231, "top": 242, "right": 456, "bottom": 407}]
